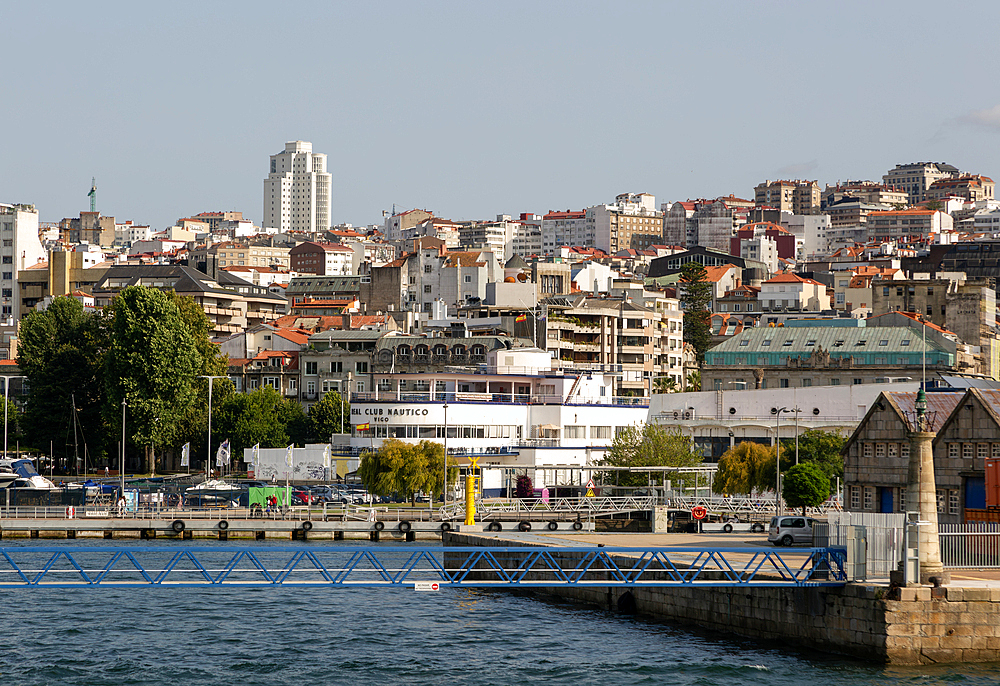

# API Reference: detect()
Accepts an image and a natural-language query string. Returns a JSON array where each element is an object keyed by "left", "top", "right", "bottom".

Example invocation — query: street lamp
[
  {"left": 443, "top": 396, "right": 448, "bottom": 514},
  {"left": 120, "top": 398, "right": 127, "bottom": 497},
  {"left": 0, "top": 375, "right": 25, "bottom": 460},
  {"left": 772, "top": 406, "right": 793, "bottom": 516},
  {"left": 200, "top": 375, "right": 228, "bottom": 480}
]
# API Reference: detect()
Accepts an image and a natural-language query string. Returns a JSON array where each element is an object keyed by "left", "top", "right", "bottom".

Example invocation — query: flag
[
  {"left": 252, "top": 443, "right": 260, "bottom": 468},
  {"left": 322, "top": 444, "right": 331, "bottom": 469},
  {"left": 216, "top": 439, "right": 230, "bottom": 467},
  {"left": 285, "top": 444, "right": 294, "bottom": 468},
  {"left": 357, "top": 423, "right": 370, "bottom": 431},
  {"left": 180, "top": 442, "right": 190, "bottom": 467},
  {"left": 515, "top": 314, "right": 527, "bottom": 322}
]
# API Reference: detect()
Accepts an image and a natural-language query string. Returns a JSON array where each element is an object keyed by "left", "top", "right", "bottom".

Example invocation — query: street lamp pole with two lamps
[{"left": 772, "top": 406, "right": 793, "bottom": 516}]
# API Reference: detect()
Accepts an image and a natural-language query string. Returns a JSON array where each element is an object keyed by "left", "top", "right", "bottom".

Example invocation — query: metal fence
[
  {"left": 826, "top": 511, "right": 905, "bottom": 579},
  {"left": 940, "top": 522, "right": 1000, "bottom": 569}
]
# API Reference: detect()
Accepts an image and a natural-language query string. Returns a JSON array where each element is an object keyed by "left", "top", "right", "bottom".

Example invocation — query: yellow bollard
[{"left": 464, "top": 456, "right": 479, "bottom": 526}]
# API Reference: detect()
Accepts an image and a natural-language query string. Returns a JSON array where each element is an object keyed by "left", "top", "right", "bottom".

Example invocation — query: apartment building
[
  {"left": 754, "top": 180, "right": 821, "bottom": 214},
  {"left": 866, "top": 209, "right": 953, "bottom": 243},
  {"left": 404, "top": 241, "right": 502, "bottom": 314},
  {"left": 926, "top": 174, "right": 995, "bottom": 203},
  {"left": 458, "top": 215, "right": 517, "bottom": 261},
  {"left": 662, "top": 201, "right": 696, "bottom": 247},
  {"left": 298, "top": 330, "right": 382, "bottom": 405},
  {"left": 822, "top": 181, "right": 909, "bottom": 208},
  {"left": 882, "top": 162, "right": 960, "bottom": 205},
  {"left": 0, "top": 203, "right": 45, "bottom": 322},
  {"left": 289, "top": 241, "right": 354, "bottom": 276},
  {"left": 586, "top": 193, "right": 663, "bottom": 254},
  {"left": 781, "top": 213, "right": 833, "bottom": 260},
  {"left": 758, "top": 273, "right": 831, "bottom": 312},
  {"left": 541, "top": 210, "right": 590, "bottom": 252},
  {"left": 263, "top": 140, "right": 332, "bottom": 233}
]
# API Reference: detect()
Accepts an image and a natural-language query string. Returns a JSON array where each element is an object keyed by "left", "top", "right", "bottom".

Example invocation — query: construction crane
[{"left": 87, "top": 177, "right": 97, "bottom": 212}]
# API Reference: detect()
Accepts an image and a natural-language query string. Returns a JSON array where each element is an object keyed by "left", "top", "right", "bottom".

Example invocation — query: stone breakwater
[{"left": 444, "top": 532, "right": 1000, "bottom": 665}]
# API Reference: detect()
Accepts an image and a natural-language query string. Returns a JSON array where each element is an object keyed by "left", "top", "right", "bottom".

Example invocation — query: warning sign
[
  {"left": 414, "top": 582, "right": 440, "bottom": 592},
  {"left": 585, "top": 479, "right": 595, "bottom": 497}
]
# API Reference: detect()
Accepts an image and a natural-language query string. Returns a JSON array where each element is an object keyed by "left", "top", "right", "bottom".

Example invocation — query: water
[{"left": 1, "top": 539, "right": 998, "bottom": 685}]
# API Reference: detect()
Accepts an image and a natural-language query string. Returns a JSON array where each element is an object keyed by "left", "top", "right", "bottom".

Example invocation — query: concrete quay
[
  {"left": 444, "top": 530, "right": 1000, "bottom": 665},
  {"left": 0, "top": 515, "right": 592, "bottom": 541}
]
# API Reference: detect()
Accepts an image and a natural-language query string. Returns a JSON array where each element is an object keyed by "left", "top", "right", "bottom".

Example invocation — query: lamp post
[
  {"left": 0, "top": 375, "right": 24, "bottom": 460},
  {"left": 792, "top": 405, "right": 801, "bottom": 465},
  {"left": 773, "top": 406, "right": 792, "bottom": 516},
  {"left": 120, "top": 398, "right": 127, "bottom": 497},
  {"left": 200, "top": 375, "right": 228, "bottom": 480},
  {"left": 443, "top": 396, "right": 449, "bottom": 514}
]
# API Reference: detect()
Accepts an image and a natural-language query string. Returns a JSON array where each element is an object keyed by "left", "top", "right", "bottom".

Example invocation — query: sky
[{"left": 3, "top": 0, "right": 1000, "bottom": 230}]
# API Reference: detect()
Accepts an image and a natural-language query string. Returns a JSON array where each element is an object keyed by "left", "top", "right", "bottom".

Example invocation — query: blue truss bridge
[{"left": 0, "top": 545, "right": 847, "bottom": 588}]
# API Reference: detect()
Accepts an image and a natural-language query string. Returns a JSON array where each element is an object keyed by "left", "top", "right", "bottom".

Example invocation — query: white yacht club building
[{"left": 348, "top": 348, "right": 649, "bottom": 496}]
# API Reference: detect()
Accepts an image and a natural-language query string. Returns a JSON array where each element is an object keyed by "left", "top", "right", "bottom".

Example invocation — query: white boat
[{"left": 0, "top": 458, "right": 56, "bottom": 489}]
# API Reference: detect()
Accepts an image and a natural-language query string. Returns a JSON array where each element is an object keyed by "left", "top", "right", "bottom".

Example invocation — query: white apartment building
[
  {"left": 458, "top": 215, "right": 517, "bottom": 261},
  {"left": 405, "top": 245, "right": 501, "bottom": 314},
  {"left": 586, "top": 193, "right": 662, "bottom": 254},
  {"left": 114, "top": 221, "right": 152, "bottom": 246},
  {"left": 541, "top": 210, "right": 590, "bottom": 252},
  {"left": 0, "top": 204, "right": 44, "bottom": 322},
  {"left": 512, "top": 216, "right": 542, "bottom": 258},
  {"left": 263, "top": 141, "right": 332, "bottom": 233},
  {"left": 782, "top": 213, "right": 832, "bottom": 259},
  {"left": 758, "top": 273, "right": 831, "bottom": 312},
  {"left": 740, "top": 235, "right": 779, "bottom": 273}
]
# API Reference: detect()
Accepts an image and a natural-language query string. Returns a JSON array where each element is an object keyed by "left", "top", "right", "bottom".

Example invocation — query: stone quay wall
[{"left": 444, "top": 532, "right": 1000, "bottom": 665}]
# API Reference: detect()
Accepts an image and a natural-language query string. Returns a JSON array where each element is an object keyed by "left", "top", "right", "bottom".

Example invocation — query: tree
[
  {"left": 309, "top": 391, "right": 350, "bottom": 440},
  {"left": 17, "top": 296, "right": 109, "bottom": 469},
  {"left": 782, "top": 462, "right": 831, "bottom": 515},
  {"left": 213, "top": 386, "right": 306, "bottom": 457},
  {"left": 653, "top": 377, "right": 677, "bottom": 393},
  {"left": 679, "top": 261, "right": 713, "bottom": 362},
  {"left": 515, "top": 473, "right": 533, "bottom": 498},
  {"left": 779, "top": 429, "right": 845, "bottom": 490},
  {"left": 104, "top": 286, "right": 202, "bottom": 473},
  {"left": 684, "top": 370, "right": 701, "bottom": 392},
  {"left": 357, "top": 439, "right": 445, "bottom": 504},
  {"left": 597, "top": 423, "right": 702, "bottom": 488},
  {"left": 712, "top": 440, "right": 774, "bottom": 495}
]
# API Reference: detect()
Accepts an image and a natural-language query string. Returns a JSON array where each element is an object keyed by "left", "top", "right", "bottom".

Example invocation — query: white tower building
[
  {"left": 0, "top": 203, "right": 43, "bottom": 322},
  {"left": 263, "top": 141, "right": 332, "bottom": 233}
]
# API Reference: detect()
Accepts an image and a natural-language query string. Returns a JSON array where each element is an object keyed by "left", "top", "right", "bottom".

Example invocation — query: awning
[{"left": 539, "top": 424, "right": 560, "bottom": 431}]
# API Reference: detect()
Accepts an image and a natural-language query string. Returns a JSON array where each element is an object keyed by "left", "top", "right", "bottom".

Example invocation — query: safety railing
[
  {"left": 0, "top": 545, "right": 848, "bottom": 587},
  {"left": 940, "top": 522, "right": 1000, "bottom": 569},
  {"left": 439, "top": 496, "right": 656, "bottom": 521}
]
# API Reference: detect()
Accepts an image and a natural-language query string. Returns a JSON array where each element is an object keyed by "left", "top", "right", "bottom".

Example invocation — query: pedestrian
[
  {"left": 116, "top": 494, "right": 126, "bottom": 517},
  {"left": 271, "top": 473, "right": 277, "bottom": 484},
  {"left": 104, "top": 465, "right": 110, "bottom": 478}
]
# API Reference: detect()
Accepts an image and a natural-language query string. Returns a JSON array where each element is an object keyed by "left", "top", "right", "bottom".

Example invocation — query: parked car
[{"left": 767, "top": 516, "right": 816, "bottom": 546}]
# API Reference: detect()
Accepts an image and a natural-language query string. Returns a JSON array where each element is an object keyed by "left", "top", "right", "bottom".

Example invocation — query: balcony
[{"left": 284, "top": 387, "right": 299, "bottom": 397}]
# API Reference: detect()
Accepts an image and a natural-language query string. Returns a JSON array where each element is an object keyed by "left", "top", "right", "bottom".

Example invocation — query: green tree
[
  {"left": 685, "top": 370, "right": 701, "bottom": 392},
  {"left": 309, "top": 391, "right": 350, "bottom": 439},
  {"left": 782, "top": 462, "right": 832, "bottom": 515},
  {"left": 712, "top": 440, "right": 775, "bottom": 495},
  {"left": 779, "top": 429, "right": 845, "bottom": 490},
  {"left": 679, "top": 261, "right": 713, "bottom": 362},
  {"left": 213, "top": 386, "right": 307, "bottom": 457},
  {"left": 653, "top": 377, "right": 677, "bottom": 393},
  {"left": 17, "top": 296, "right": 109, "bottom": 469},
  {"left": 104, "top": 286, "right": 201, "bottom": 473},
  {"left": 357, "top": 439, "right": 446, "bottom": 504},
  {"left": 597, "top": 423, "right": 702, "bottom": 488}
]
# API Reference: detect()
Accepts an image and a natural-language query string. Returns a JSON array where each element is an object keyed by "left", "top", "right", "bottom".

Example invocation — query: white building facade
[
  {"left": 263, "top": 141, "right": 332, "bottom": 233},
  {"left": 0, "top": 203, "right": 44, "bottom": 322}
]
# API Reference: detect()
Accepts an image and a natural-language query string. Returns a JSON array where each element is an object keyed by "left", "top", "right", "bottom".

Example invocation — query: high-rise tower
[{"left": 263, "top": 141, "right": 332, "bottom": 234}]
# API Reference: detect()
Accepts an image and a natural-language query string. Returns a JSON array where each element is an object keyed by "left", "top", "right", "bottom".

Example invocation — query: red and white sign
[
  {"left": 414, "top": 582, "right": 440, "bottom": 591},
  {"left": 66, "top": 506, "right": 76, "bottom": 519},
  {"left": 691, "top": 505, "right": 708, "bottom": 520}
]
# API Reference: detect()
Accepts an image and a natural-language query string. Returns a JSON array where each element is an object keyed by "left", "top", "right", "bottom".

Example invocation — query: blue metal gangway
[{"left": 0, "top": 545, "right": 847, "bottom": 588}]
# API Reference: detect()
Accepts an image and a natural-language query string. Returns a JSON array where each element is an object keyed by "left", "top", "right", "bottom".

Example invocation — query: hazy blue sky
[{"left": 3, "top": 1, "right": 1000, "bottom": 230}]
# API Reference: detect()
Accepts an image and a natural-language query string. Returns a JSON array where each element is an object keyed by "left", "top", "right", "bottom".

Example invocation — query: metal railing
[
  {"left": 351, "top": 391, "right": 647, "bottom": 407},
  {"left": 440, "top": 496, "right": 657, "bottom": 521},
  {"left": 826, "top": 512, "right": 904, "bottom": 579},
  {"left": 0, "top": 545, "right": 848, "bottom": 587},
  {"left": 941, "top": 522, "right": 1000, "bottom": 569}
]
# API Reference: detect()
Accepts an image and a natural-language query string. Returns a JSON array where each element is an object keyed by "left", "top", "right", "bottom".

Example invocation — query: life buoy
[
  {"left": 65, "top": 506, "right": 75, "bottom": 519},
  {"left": 302, "top": 521, "right": 313, "bottom": 531},
  {"left": 518, "top": 521, "right": 531, "bottom": 532},
  {"left": 691, "top": 506, "right": 708, "bottom": 520},
  {"left": 171, "top": 520, "right": 185, "bottom": 533},
  {"left": 374, "top": 521, "right": 385, "bottom": 531},
  {"left": 572, "top": 521, "right": 583, "bottom": 531},
  {"left": 218, "top": 520, "right": 229, "bottom": 531},
  {"left": 440, "top": 522, "right": 452, "bottom": 532},
  {"left": 488, "top": 521, "right": 502, "bottom": 532},
  {"left": 398, "top": 521, "right": 412, "bottom": 533},
  {"left": 547, "top": 521, "right": 558, "bottom": 531}
]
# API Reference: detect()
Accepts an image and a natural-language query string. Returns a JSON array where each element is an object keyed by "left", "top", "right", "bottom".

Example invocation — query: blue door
[
  {"left": 879, "top": 487, "right": 894, "bottom": 513},
  {"left": 965, "top": 477, "right": 986, "bottom": 510}
]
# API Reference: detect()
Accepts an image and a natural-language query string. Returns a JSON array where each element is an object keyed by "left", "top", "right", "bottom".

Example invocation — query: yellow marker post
[{"left": 464, "top": 456, "right": 479, "bottom": 526}]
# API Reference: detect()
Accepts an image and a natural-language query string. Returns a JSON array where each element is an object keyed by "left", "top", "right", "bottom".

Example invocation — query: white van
[{"left": 767, "top": 516, "right": 816, "bottom": 546}]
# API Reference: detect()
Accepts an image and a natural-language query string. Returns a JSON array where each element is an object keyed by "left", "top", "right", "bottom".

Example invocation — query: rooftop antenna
[{"left": 87, "top": 177, "right": 97, "bottom": 212}]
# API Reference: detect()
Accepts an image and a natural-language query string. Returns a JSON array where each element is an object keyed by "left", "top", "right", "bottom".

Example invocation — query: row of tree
[{"left": 16, "top": 289, "right": 350, "bottom": 473}]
